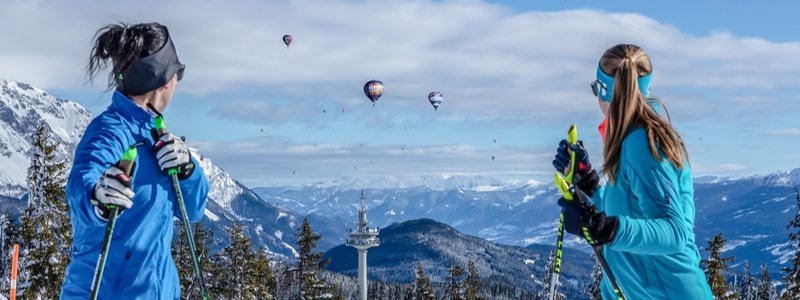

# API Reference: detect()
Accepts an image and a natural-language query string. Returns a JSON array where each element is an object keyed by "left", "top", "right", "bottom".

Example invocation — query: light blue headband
[{"left": 595, "top": 64, "right": 653, "bottom": 102}]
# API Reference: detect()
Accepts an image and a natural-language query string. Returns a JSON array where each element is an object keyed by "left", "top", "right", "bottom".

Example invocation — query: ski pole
[
  {"left": 11, "top": 243, "right": 18, "bottom": 300},
  {"left": 548, "top": 124, "right": 577, "bottom": 300},
  {"left": 553, "top": 127, "right": 626, "bottom": 300},
  {"left": 90, "top": 144, "right": 138, "bottom": 300},
  {"left": 151, "top": 112, "right": 209, "bottom": 300}
]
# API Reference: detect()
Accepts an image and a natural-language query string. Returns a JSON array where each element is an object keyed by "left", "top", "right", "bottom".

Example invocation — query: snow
[
  {"left": 721, "top": 240, "right": 747, "bottom": 252},
  {"left": 523, "top": 259, "right": 536, "bottom": 265},
  {"left": 203, "top": 209, "right": 220, "bottom": 222},
  {"left": 385, "top": 209, "right": 396, "bottom": 216},
  {"left": 766, "top": 241, "right": 795, "bottom": 264},
  {"left": 275, "top": 230, "right": 283, "bottom": 240},
  {"left": 283, "top": 242, "right": 299, "bottom": 258},
  {"left": 277, "top": 211, "right": 290, "bottom": 222}
]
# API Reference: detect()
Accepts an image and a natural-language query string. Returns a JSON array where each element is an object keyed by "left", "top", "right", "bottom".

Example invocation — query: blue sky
[{"left": 1, "top": 0, "right": 798, "bottom": 187}]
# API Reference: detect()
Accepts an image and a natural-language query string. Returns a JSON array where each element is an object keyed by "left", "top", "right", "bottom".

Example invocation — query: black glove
[
  {"left": 557, "top": 188, "right": 618, "bottom": 246},
  {"left": 151, "top": 130, "right": 195, "bottom": 180},
  {"left": 552, "top": 139, "right": 599, "bottom": 196}
]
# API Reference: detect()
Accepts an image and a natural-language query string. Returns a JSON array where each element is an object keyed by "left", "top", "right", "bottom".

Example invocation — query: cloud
[
  {"left": 693, "top": 163, "right": 749, "bottom": 175},
  {"left": 2, "top": 0, "right": 799, "bottom": 127},
  {"left": 768, "top": 129, "right": 800, "bottom": 137},
  {"left": 190, "top": 136, "right": 553, "bottom": 187}
]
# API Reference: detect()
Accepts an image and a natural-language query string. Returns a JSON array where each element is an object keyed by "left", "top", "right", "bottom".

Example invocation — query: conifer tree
[
  {"left": 413, "top": 264, "right": 437, "bottom": 300},
  {"left": 21, "top": 122, "right": 71, "bottom": 299},
  {"left": 702, "top": 232, "right": 737, "bottom": 299},
  {"left": 780, "top": 188, "right": 800, "bottom": 299},
  {"left": 587, "top": 255, "right": 603, "bottom": 300},
  {"left": 738, "top": 260, "right": 757, "bottom": 300},
  {"left": 465, "top": 260, "right": 483, "bottom": 300},
  {"left": 297, "top": 218, "right": 333, "bottom": 299},
  {"left": 210, "top": 223, "right": 274, "bottom": 299},
  {"left": 757, "top": 262, "right": 775, "bottom": 300},
  {"left": 173, "top": 222, "right": 215, "bottom": 299},
  {"left": 445, "top": 263, "right": 465, "bottom": 300},
  {"left": 538, "top": 250, "right": 565, "bottom": 300}
]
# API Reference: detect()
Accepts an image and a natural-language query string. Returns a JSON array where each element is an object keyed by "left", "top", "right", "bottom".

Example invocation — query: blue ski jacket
[
  {"left": 61, "top": 91, "right": 208, "bottom": 299},
  {"left": 593, "top": 124, "right": 713, "bottom": 299}
]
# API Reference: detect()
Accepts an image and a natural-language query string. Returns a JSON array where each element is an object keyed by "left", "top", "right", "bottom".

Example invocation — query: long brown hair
[{"left": 600, "top": 44, "right": 688, "bottom": 182}]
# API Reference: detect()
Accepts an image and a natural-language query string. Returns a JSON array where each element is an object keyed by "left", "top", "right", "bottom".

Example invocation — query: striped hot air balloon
[
  {"left": 363, "top": 80, "right": 384, "bottom": 106},
  {"left": 428, "top": 91, "right": 443, "bottom": 111}
]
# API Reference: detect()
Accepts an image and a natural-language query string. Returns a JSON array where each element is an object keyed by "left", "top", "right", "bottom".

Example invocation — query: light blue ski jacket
[
  {"left": 594, "top": 125, "right": 713, "bottom": 300},
  {"left": 61, "top": 91, "right": 208, "bottom": 299}
]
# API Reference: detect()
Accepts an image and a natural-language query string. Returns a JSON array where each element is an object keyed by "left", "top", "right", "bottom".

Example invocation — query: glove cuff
[
  {"left": 575, "top": 169, "right": 600, "bottom": 197},
  {"left": 177, "top": 159, "right": 196, "bottom": 180}
]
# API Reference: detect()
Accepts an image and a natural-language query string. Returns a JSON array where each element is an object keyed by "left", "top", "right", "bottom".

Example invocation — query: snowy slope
[{"left": 0, "top": 80, "right": 90, "bottom": 198}]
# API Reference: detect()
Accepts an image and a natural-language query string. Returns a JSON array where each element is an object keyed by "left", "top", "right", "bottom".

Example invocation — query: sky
[{"left": 1, "top": 0, "right": 798, "bottom": 187}]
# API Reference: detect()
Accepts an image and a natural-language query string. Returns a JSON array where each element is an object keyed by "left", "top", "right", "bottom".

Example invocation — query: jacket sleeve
[
  {"left": 66, "top": 122, "right": 128, "bottom": 228},
  {"left": 173, "top": 155, "right": 209, "bottom": 222},
  {"left": 607, "top": 148, "right": 692, "bottom": 255}
]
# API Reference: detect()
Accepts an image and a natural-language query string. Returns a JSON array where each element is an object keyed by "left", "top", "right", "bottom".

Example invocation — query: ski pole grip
[
  {"left": 564, "top": 124, "right": 578, "bottom": 183},
  {"left": 118, "top": 146, "right": 138, "bottom": 175},
  {"left": 154, "top": 116, "right": 169, "bottom": 137}
]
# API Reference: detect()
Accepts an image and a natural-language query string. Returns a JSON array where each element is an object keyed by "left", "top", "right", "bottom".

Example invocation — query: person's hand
[
  {"left": 91, "top": 166, "right": 134, "bottom": 220},
  {"left": 153, "top": 133, "right": 195, "bottom": 179},
  {"left": 552, "top": 139, "right": 599, "bottom": 196},
  {"left": 557, "top": 188, "right": 618, "bottom": 246}
]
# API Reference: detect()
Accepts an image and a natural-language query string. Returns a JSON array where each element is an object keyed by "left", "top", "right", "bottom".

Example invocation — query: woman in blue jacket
[
  {"left": 60, "top": 22, "right": 209, "bottom": 299},
  {"left": 552, "top": 44, "right": 713, "bottom": 299}
]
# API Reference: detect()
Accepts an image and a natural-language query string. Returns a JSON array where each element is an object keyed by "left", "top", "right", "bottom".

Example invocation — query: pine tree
[
  {"left": 465, "top": 260, "right": 483, "bottom": 300},
  {"left": 701, "top": 232, "right": 737, "bottom": 299},
  {"left": 780, "top": 188, "right": 800, "bottom": 299},
  {"left": 21, "top": 122, "right": 71, "bottom": 299},
  {"left": 0, "top": 212, "right": 21, "bottom": 292},
  {"left": 445, "top": 263, "right": 465, "bottom": 300},
  {"left": 173, "top": 222, "right": 215, "bottom": 299},
  {"left": 738, "top": 260, "right": 757, "bottom": 300},
  {"left": 210, "top": 223, "right": 274, "bottom": 299},
  {"left": 538, "top": 250, "right": 565, "bottom": 300},
  {"left": 413, "top": 264, "right": 437, "bottom": 300},
  {"left": 587, "top": 255, "right": 603, "bottom": 300},
  {"left": 757, "top": 263, "right": 775, "bottom": 300},
  {"left": 297, "top": 218, "right": 333, "bottom": 299}
]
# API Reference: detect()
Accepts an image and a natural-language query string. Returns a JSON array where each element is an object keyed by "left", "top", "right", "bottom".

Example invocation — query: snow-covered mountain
[
  {"left": 259, "top": 168, "right": 800, "bottom": 276},
  {"left": 0, "top": 80, "right": 90, "bottom": 198},
  {"left": 324, "top": 218, "right": 593, "bottom": 297},
  {"left": 0, "top": 80, "right": 349, "bottom": 259}
]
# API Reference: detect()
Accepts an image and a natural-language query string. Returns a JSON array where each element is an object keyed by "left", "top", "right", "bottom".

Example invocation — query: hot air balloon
[
  {"left": 491, "top": 156, "right": 495, "bottom": 161},
  {"left": 363, "top": 80, "right": 384, "bottom": 106},
  {"left": 282, "top": 34, "right": 292, "bottom": 47},
  {"left": 428, "top": 91, "right": 443, "bottom": 110}
]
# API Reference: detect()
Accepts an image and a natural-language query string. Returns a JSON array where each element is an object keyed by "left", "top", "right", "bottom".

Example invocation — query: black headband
[{"left": 116, "top": 28, "right": 185, "bottom": 96}]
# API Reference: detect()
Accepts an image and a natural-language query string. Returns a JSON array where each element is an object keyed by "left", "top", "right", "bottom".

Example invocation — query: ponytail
[
  {"left": 600, "top": 44, "right": 688, "bottom": 182},
  {"left": 86, "top": 22, "right": 168, "bottom": 90}
]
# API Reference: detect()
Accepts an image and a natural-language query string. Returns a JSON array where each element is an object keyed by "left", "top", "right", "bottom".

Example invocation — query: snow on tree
[
  {"left": 445, "top": 263, "right": 465, "bottom": 300},
  {"left": 297, "top": 218, "right": 335, "bottom": 299},
  {"left": 172, "top": 222, "right": 215, "bottom": 299},
  {"left": 757, "top": 262, "right": 776, "bottom": 300},
  {"left": 538, "top": 250, "right": 565, "bottom": 300},
  {"left": 413, "top": 263, "right": 437, "bottom": 300},
  {"left": 738, "top": 260, "right": 757, "bottom": 300},
  {"left": 780, "top": 188, "right": 800, "bottom": 299},
  {"left": 702, "top": 232, "right": 738, "bottom": 299},
  {"left": 20, "top": 122, "right": 71, "bottom": 299},
  {"left": 209, "top": 223, "right": 275, "bottom": 299},
  {"left": 587, "top": 254, "right": 603, "bottom": 300},
  {"left": 465, "top": 260, "right": 483, "bottom": 300}
]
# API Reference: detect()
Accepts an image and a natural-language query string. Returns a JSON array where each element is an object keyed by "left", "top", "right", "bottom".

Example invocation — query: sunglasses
[{"left": 590, "top": 79, "right": 606, "bottom": 98}]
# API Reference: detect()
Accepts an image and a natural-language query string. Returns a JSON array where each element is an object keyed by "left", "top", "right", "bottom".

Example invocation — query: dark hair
[
  {"left": 86, "top": 22, "right": 169, "bottom": 90},
  {"left": 600, "top": 44, "right": 688, "bottom": 182}
]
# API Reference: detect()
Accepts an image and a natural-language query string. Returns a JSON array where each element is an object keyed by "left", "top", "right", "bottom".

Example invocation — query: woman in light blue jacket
[{"left": 552, "top": 44, "right": 713, "bottom": 299}]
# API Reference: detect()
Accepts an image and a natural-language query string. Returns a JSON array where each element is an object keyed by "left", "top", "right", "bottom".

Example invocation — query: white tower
[{"left": 346, "top": 190, "right": 380, "bottom": 300}]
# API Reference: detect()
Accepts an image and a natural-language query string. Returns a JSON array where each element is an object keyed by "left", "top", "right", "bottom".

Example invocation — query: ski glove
[
  {"left": 557, "top": 188, "right": 618, "bottom": 246},
  {"left": 152, "top": 133, "right": 195, "bottom": 180},
  {"left": 552, "top": 139, "right": 599, "bottom": 196},
  {"left": 91, "top": 166, "right": 134, "bottom": 221}
]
